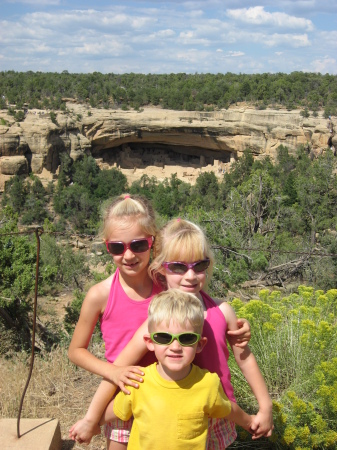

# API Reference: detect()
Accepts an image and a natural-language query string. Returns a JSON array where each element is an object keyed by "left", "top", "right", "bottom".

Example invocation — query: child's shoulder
[
  {"left": 212, "top": 297, "right": 233, "bottom": 313},
  {"left": 85, "top": 274, "right": 115, "bottom": 305},
  {"left": 210, "top": 298, "right": 238, "bottom": 326},
  {"left": 193, "top": 364, "right": 222, "bottom": 385}
]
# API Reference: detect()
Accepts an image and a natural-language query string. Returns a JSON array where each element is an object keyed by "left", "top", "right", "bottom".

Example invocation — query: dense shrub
[{"left": 229, "top": 287, "right": 337, "bottom": 449}]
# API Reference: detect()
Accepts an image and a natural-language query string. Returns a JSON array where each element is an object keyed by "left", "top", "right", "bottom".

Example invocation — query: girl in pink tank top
[{"left": 68, "top": 194, "right": 161, "bottom": 450}]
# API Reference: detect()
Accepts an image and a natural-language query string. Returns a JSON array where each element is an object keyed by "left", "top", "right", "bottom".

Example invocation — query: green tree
[
  {"left": 152, "top": 174, "right": 190, "bottom": 217},
  {"left": 130, "top": 174, "right": 158, "bottom": 199},
  {"left": 191, "top": 172, "right": 220, "bottom": 210},
  {"left": 94, "top": 169, "right": 128, "bottom": 199},
  {"left": 72, "top": 155, "right": 100, "bottom": 189},
  {"left": 21, "top": 177, "right": 49, "bottom": 225},
  {"left": 2, "top": 175, "right": 27, "bottom": 213},
  {"left": 295, "top": 149, "right": 337, "bottom": 244},
  {"left": 0, "top": 207, "right": 36, "bottom": 352},
  {"left": 57, "top": 152, "right": 74, "bottom": 188},
  {"left": 221, "top": 149, "right": 254, "bottom": 203}
]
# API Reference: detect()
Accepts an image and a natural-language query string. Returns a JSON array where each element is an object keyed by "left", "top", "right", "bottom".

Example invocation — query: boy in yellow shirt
[{"left": 111, "top": 289, "right": 255, "bottom": 449}]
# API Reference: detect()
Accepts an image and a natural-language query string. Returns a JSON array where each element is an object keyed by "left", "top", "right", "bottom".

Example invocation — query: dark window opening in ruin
[{"left": 97, "top": 142, "right": 232, "bottom": 170}]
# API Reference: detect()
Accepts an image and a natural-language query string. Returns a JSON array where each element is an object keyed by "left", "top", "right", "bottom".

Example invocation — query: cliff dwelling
[{"left": 95, "top": 142, "right": 234, "bottom": 173}]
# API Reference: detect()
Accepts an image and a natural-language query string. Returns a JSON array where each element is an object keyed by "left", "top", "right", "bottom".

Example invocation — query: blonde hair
[
  {"left": 149, "top": 218, "right": 214, "bottom": 287},
  {"left": 100, "top": 194, "right": 157, "bottom": 239},
  {"left": 148, "top": 289, "right": 204, "bottom": 334}
]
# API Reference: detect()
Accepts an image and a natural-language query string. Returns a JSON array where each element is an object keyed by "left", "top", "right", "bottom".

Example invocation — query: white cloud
[
  {"left": 227, "top": 6, "right": 314, "bottom": 31},
  {"left": 186, "top": 9, "right": 204, "bottom": 18},
  {"left": 21, "top": 10, "right": 153, "bottom": 34},
  {"left": 178, "top": 31, "right": 211, "bottom": 46},
  {"left": 311, "top": 57, "right": 337, "bottom": 74},
  {"left": 150, "top": 29, "right": 176, "bottom": 39},
  {"left": 226, "top": 51, "right": 245, "bottom": 57},
  {"left": 73, "top": 40, "right": 130, "bottom": 57},
  {"left": 158, "top": 29, "right": 176, "bottom": 37},
  {"left": 7, "top": 0, "right": 60, "bottom": 4},
  {"left": 265, "top": 33, "right": 311, "bottom": 48}
]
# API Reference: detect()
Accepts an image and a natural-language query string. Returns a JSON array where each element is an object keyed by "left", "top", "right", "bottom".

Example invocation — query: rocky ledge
[{"left": 0, "top": 103, "right": 335, "bottom": 188}]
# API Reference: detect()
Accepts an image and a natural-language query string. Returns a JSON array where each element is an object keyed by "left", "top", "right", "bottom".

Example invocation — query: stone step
[{"left": 0, "top": 418, "right": 61, "bottom": 450}]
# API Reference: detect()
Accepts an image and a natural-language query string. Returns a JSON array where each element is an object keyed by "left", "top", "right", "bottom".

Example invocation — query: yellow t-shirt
[{"left": 113, "top": 362, "right": 231, "bottom": 450}]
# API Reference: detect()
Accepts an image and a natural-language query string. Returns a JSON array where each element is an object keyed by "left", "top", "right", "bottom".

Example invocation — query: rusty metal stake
[{"left": 17, "top": 227, "right": 43, "bottom": 438}]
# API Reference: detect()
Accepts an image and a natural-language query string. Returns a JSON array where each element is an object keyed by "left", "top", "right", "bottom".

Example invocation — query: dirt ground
[
  {"left": 1, "top": 344, "right": 108, "bottom": 450},
  {"left": 0, "top": 259, "right": 111, "bottom": 449}
]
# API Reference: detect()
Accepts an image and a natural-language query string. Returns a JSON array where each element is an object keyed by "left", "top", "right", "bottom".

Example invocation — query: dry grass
[{"left": 0, "top": 345, "right": 107, "bottom": 450}]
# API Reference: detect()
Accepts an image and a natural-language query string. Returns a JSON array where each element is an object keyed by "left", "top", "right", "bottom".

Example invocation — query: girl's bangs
[{"left": 165, "top": 234, "right": 206, "bottom": 262}]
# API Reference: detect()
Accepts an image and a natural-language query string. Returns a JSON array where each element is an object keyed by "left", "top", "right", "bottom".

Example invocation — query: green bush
[
  {"left": 64, "top": 289, "right": 101, "bottom": 342},
  {"left": 229, "top": 286, "right": 337, "bottom": 449},
  {"left": 300, "top": 108, "right": 310, "bottom": 118},
  {"left": 49, "top": 111, "right": 58, "bottom": 124},
  {"left": 0, "top": 209, "right": 37, "bottom": 353},
  {"left": 14, "top": 110, "right": 25, "bottom": 121},
  {"left": 39, "top": 235, "right": 90, "bottom": 291},
  {"left": 63, "top": 289, "right": 85, "bottom": 333}
]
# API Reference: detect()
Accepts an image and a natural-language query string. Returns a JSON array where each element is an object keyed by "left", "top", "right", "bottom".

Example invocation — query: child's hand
[
  {"left": 111, "top": 365, "right": 145, "bottom": 394},
  {"left": 238, "top": 414, "right": 256, "bottom": 435},
  {"left": 249, "top": 409, "right": 274, "bottom": 439},
  {"left": 68, "top": 417, "right": 101, "bottom": 444},
  {"left": 227, "top": 318, "right": 251, "bottom": 347}
]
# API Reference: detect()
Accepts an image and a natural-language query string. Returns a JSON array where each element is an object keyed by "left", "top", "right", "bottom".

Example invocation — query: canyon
[{"left": 0, "top": 102, "right": 335, "bottom": 190}]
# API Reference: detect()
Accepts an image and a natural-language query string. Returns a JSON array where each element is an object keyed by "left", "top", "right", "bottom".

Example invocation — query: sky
[{"left": 1, "top": 0, "right": 337, "bottom": 75}]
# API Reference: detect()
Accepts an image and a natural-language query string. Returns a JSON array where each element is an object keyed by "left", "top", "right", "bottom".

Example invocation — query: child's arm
[
  {"left": 112, "top": 319, "right": 150, "bottom": 391},
  {"left": 69, "top": 379, "right": 116, "bottom": 444},
  {"left": 227, "top": 318, "right": 251, "bottom": 348},
  {"left": 68, "top": 278, "right": 116, "bottom": 378},
  {"left": 214, "top": 299, "right": 251, "bottom": 347},
  {"left": 68, "top": 277, "right": 145, "bottom": 383},
  {"left": 227, "top": 401, "right": 255, "bottom": 435},
  {"left": 221, "top": 302, "right": 274, "bottom": 438}
]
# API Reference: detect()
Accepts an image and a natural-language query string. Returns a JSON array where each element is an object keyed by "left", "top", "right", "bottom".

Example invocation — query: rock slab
[{"left": 0, "top": 418, "right": 61, "bottom": 450}]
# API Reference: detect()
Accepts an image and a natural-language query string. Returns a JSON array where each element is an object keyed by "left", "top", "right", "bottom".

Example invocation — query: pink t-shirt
[{"left": 100, "top": 269, "right": 162, "bottom": 366}]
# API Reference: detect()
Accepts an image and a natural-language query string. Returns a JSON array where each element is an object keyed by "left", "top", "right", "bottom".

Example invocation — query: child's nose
[
  {"left": 169, "top": 338, "right": 181, "bottom": 349},
  {"left": 123, "top": 248, "right": 136, "bottom": 258},
  {"left": 185, "top": 268, "right": 197, "bottom": 278}
]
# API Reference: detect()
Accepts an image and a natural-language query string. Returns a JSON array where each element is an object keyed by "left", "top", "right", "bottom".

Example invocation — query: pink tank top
[
  {"left": 194, "top": 291, "right": 236, "bottom": 402},
  {"left": 100, "top": 269, "right": 162, "bottom": 366}
]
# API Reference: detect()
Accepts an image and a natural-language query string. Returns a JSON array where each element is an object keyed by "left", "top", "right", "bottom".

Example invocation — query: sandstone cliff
[{"left": 0, "top": 103, "right": 335, "bottom": 189}]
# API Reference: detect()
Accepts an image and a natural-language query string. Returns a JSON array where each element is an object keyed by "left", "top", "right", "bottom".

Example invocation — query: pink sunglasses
[{"left": 105, "top": 236, "right": 154, "bottom": 255}]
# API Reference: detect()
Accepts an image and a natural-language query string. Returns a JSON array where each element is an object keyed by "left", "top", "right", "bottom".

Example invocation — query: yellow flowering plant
[{"left": 228, "top": 286, "right": 337, "bottom": 449}]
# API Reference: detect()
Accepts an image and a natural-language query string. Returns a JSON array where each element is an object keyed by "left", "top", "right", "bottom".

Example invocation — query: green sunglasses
[{"left": 150, "top": 332, "right": 201, "bottom": 346}]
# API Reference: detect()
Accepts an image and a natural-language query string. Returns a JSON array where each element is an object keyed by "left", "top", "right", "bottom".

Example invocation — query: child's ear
[
  {"left": 195, "top": 337, "right": 207, "bottom": 354},
  {"left": 143, "top": 334, "right": 155, "bottom": 352}
]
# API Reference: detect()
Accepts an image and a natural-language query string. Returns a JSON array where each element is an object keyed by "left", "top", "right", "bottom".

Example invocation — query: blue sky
[{"left": 1, "top": 0, "right": 337, "bottom": 74}]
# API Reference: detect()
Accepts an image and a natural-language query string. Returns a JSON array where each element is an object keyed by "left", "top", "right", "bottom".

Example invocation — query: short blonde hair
[
  {"left": 100, "top": 193, "right": 157, "bottom": 239},
  {"left": 149, "top": 218, "right": 214, "bottom": 287},
  {"left": 148, "top": 289, "right": 204, "bottom": 334}
]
